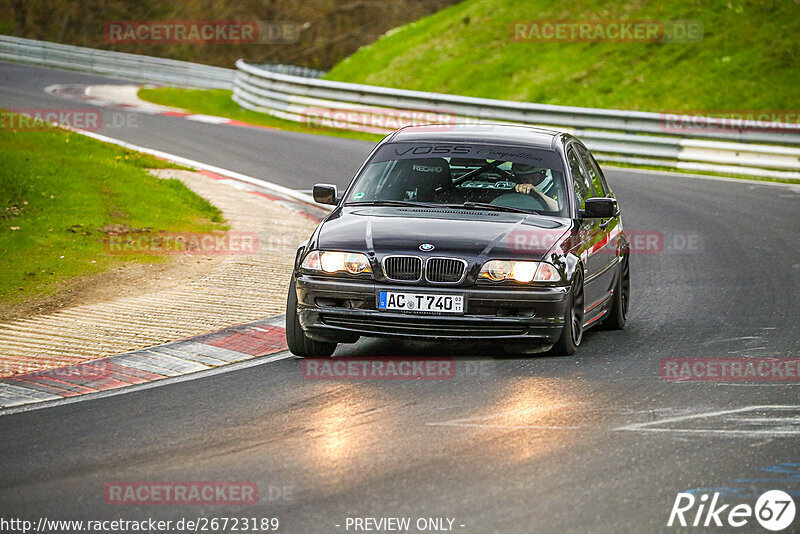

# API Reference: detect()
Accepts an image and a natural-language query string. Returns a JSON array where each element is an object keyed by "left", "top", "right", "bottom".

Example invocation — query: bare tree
[{"left": 0, "top": 0, "right": 458, "bottom": 69}]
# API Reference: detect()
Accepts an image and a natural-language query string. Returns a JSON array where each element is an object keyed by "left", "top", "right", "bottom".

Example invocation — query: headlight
[
  {"left": 479, "top": 260, "right": 560, "bottom": 283},
  {"left": 301, "top": 251, "right": 372, "bottom": 274}
]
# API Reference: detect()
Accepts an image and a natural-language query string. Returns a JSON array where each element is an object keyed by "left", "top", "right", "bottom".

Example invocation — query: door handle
[{"left": 599, "top": 218, "right": 611, "bottom": 229}]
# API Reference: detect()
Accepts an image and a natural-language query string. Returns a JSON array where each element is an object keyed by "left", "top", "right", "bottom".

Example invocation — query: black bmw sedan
[{"left": 286, "top": 124, "right": 630, "bottom": 356}]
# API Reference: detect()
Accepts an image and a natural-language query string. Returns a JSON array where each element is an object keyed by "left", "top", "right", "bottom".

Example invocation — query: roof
[{"left": 387, "top": 123, "right": 566, "bottom": 149}]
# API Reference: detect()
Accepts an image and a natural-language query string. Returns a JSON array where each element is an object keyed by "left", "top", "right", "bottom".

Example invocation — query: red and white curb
[
  {"left": 0, "top": 315, "right": 290, "bottom": 411},
  {"left": 45, "top": 83, "right": 279, "bottom": 130},
  {"left": 0, "top": 89, "right": 336, "bottom": 415},
  {"left": 195, "top": 169, "right": 328, "bottom": 223}
]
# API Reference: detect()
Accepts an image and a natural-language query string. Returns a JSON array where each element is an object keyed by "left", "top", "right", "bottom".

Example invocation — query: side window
[
  {"left": 567, "top": 147, "right": 593, "bottom": 209},
  {"left": 576, "top": 144, "right": 608, "bottom": 196}
]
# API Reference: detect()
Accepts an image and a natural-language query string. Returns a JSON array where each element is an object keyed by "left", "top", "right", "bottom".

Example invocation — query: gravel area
[{"left": 0, "top": 169, "right": 317, "bottom": 377}]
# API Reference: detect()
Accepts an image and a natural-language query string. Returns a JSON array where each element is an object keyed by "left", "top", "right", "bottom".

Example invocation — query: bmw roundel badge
[{"left": 419, "top": 243, "right": 435, "bottom": 251}]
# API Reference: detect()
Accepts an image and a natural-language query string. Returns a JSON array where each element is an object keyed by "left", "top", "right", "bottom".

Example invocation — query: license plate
[{"left": 378, "top": 291, "right": 464, "bottom": 314}]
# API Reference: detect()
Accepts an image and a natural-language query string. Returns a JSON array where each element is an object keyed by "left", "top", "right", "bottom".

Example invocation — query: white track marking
[
  {"left": 734, "top": 416, "right": 800, "bottom": 423},
  {"left": 614, "top": 405, "right": 800, "bottom": 436},
  {"left": 185, "top": 114, "right": 231, "bottom": 124},
  {"left": 622, "top": 405, "right": 798, "bottom": 427}
]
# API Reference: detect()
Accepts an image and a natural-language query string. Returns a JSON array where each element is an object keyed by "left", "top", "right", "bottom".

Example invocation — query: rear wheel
[
  {"left": 286, "top": 277, "right": 337, "bottom": 357},
  {"left": 551, "top": 269, "right": 584, "bottom": 356},
  {"left": 600, "top": 255, "right": 629, "bottom": 330}
]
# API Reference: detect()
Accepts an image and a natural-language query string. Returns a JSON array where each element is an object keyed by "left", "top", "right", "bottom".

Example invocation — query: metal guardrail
[
  {"left": 1, "top": 36, "right": 797, "bottom": 179},
  {"left": 0, "top": 35, "right": 233, "bottom": 89},
  {"left": 234, "top": 59, "right": 800, "bottom": 180},
  {"left": 252, "top": 63, "right": 326, "bottom": 79}
]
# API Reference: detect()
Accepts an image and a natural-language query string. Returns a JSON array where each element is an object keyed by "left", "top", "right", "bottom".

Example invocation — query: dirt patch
[{"left": 0, "top": 255, "right": 224, "bottom": 322}]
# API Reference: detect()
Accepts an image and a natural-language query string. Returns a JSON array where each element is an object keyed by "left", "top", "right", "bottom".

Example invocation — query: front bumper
[{"left": 295, "top": 274, "right": 569, "bottom": 344}]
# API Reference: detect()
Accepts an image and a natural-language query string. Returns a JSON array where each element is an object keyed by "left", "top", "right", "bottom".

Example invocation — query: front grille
[
  {"left": 383, "top": 256, "right": 422, "bottom": 281},
  {"left": 320, "top": 314, "right": 527, "bottom": 337},
  {"left": 426, "top": 258, "right": 467, "bottom": 283}
]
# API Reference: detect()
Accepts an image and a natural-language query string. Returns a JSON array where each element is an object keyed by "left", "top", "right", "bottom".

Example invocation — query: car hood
[{"left": 316, "top": 206, "right": 571, "bottom": 261}]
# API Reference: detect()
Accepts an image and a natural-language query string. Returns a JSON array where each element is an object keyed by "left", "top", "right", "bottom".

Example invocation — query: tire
[
  {"left": 600, "top": 255, "right": 629, "bottom": 331},
  {"left": 286, "top": 277, "right": 337, "bottom": 358},
  {"left": 551, "top": 268, "right": 584, "bottom": 356}
]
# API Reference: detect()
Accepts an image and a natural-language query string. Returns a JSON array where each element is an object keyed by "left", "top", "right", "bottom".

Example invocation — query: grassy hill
[
  {"left": 0, "top": 112, "right": 223, "bottom": 316},
  {"left": 325, "top": 0, "right": 800, "bottom": 113}
]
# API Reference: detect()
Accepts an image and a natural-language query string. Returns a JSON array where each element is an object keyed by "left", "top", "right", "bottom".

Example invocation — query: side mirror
[
  {"left": 581, "top": 197, "right": 617, "bottom": 219},
  {"left": 313, "top": 183, "right": 339, "bottom": 206}
]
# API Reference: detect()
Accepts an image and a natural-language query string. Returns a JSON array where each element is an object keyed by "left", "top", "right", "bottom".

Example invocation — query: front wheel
[
  {"left": 551, "top": 269, "right": 584, "bottom": 356},
  {"left": 286, "top": 277, "right": 337, "bottom": 357}
]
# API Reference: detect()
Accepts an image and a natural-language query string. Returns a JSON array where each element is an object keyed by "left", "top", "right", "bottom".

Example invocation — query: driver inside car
[{"left": 511, "top": 163, "right": 560, "bottom": 211}]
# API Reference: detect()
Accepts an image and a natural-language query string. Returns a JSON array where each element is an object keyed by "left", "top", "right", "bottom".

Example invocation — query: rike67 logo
[{"left": 669, "top": 490, "right": 796, "bottom": 531}]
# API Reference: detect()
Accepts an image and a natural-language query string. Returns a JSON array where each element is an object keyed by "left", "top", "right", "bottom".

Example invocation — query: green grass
[
  {"left": 325, "top": 0, "right": 800, "bottom": 113},
  {"left": 138, "top": 88, "right": 383, "bottom": 142},
  {"left": 0, "top": 112, "right": 225, "bottom": 311}
]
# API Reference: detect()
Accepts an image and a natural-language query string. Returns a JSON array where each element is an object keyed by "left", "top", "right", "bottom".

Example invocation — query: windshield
[{"left": 344, "top": 143, "right": 569, "bottom": 216}]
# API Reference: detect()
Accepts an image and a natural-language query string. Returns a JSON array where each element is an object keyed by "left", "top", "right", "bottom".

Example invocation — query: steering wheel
[
  {"left": 490, "top": 192, "right": 549, "bottom": 212},
  {"left": 453, "top": 162, "right": 514, "bottom": 185}
]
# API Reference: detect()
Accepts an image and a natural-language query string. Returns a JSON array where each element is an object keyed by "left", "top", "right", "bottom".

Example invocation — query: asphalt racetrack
[{"left": 1, "top": 63, "right": 798, "bottom": 533}]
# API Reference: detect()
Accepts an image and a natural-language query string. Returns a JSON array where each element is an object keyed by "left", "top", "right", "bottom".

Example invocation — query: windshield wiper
[
  {"left": 346, "top": 200, "right": 441, "bottom": 208},
  {"left": 445, "top": 202, "right": 533, "bottom": 214},
  {"left": 348, "top": 200, "right": 534, "bottom": 214}
]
